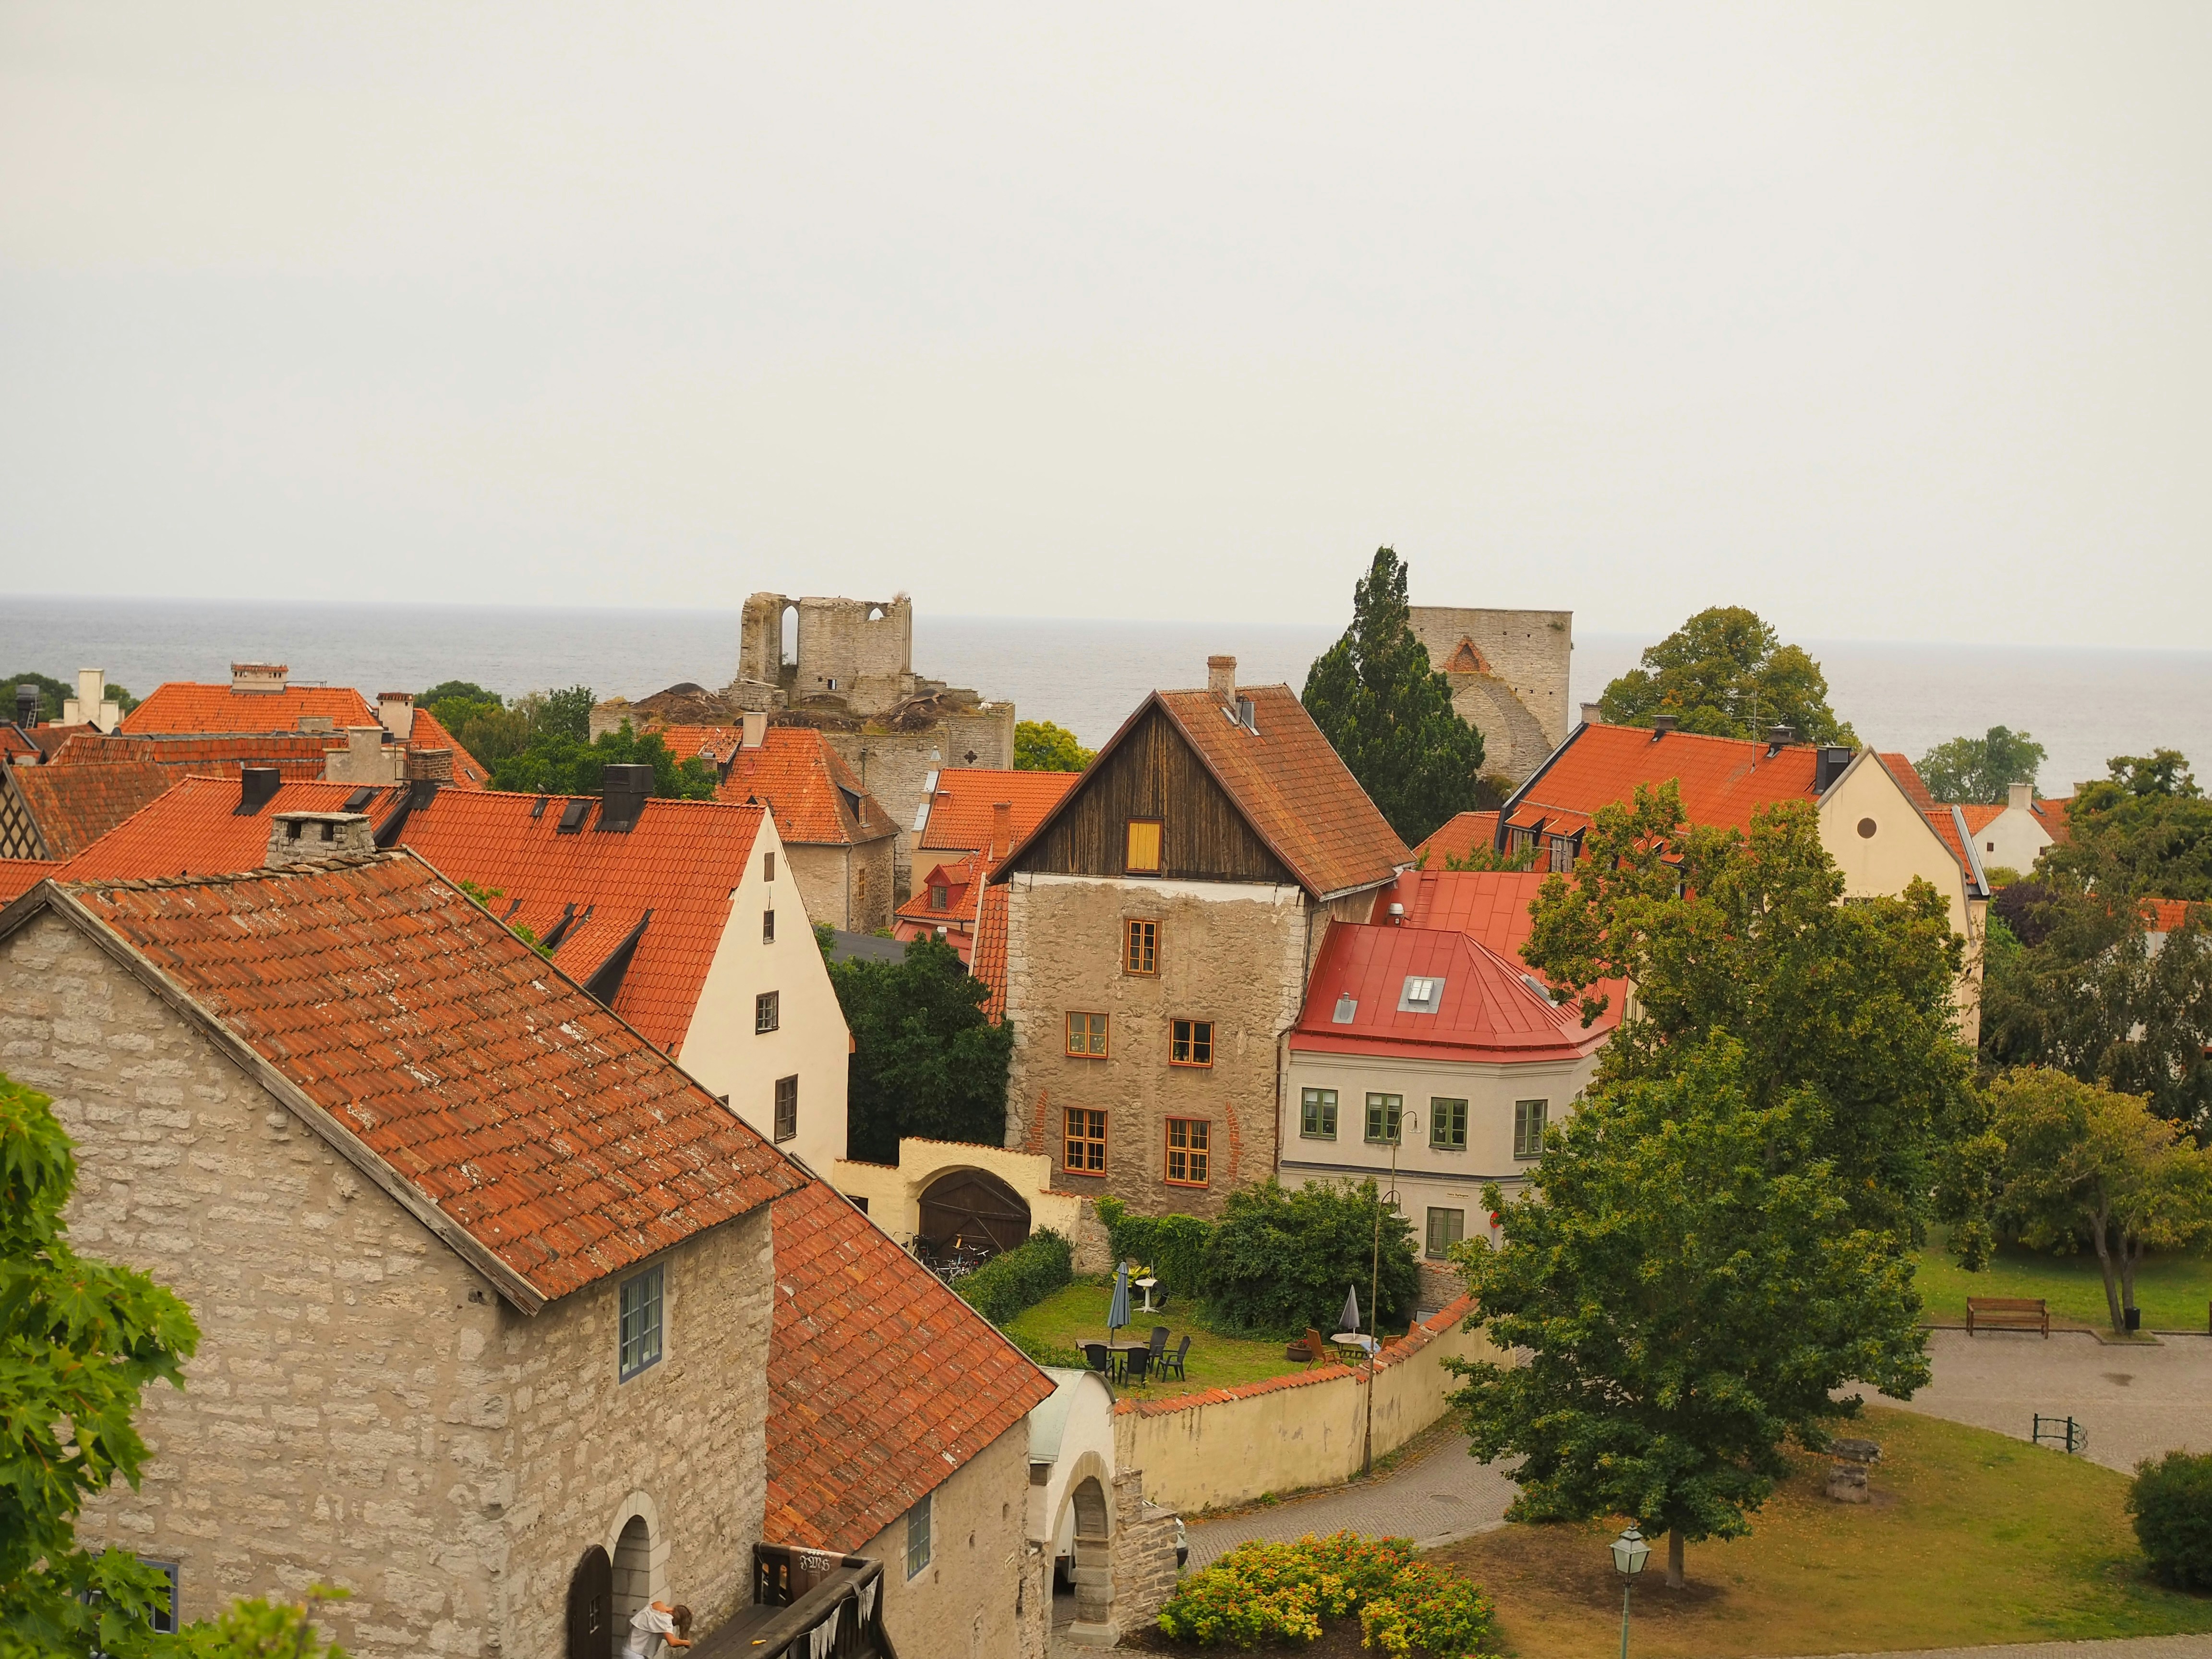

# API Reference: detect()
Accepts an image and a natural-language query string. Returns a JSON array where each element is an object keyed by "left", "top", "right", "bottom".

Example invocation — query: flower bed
[{"left": 1154, "top": 1533, "right": 1497, "bottom": 1657}]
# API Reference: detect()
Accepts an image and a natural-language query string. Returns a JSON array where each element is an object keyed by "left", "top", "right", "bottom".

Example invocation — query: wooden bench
[{"left": 1966, "top": 1296, "right": 2049, "bottom": 1337}]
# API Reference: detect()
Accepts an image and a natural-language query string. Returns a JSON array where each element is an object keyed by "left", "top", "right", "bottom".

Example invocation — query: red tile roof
[
  {"left": 3, "top": 763, "right": 176, "bottom": 859},
  {"left": 645, "top": 724, "right": 747, "bottom": 767},
  {"left": 765, "top": 1178, "right": 1052, "bottom": 1552},
  {"left": 918, "top": 770, "right": 1079, "bottom": 853},
  {"left": 1878, "top": 754, "right": 1939, "bottom": 814},
  {"left": 894, "top": 850, "right": 987, "bottom": 929},
  {"left": 715, "top": 729, "right": 899, "bottom": 848},
  {"left": 1507, "top": 724, "right": 1823, "bottom": 840},
  {"left": 1, "top": 728, "right": 37, "bottom": 764},
  {"left": 0, "top": 860, "right": 62, "bottom": 905},
  {"left": 1292, "top": 921, "right": 1614, "bottom": 1063},
  {"left": 402, "top": 706, "right": 488, "bottom": 788},
  {"left": 2144, "top": 899, "right": 2204, "bottom": 934},
  {"left": 50, "top": 731, "right": 345, "bottom": 781},
  {"left": 40, "top": 776, "right": 767, "bottom": 1053},
  {"left": 971, "top": 885, "right": 1009, "bottom": 1022},
  {"left": 41, "top": 855, "right": 804, "bottom": 1307},
  {"left": 1956, "top": 803, "right": 2005, "bottom": 836},
  {"left": 1412, "top": 811, "right": 1501, "bottom": 867},
  {"left": 121, "top": 681, "right": 378, "bottom": 734},
  {"left": 1919, "top": 806, "right": 1987, "bottom": 896},
  {"left": 2037, "top": 796, "right": 2072, "bottom": 844}
]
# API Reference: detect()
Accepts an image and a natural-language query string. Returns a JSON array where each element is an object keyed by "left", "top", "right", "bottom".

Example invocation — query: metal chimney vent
[
  {"left": 235, "top": 767, "right": 282, "bottom": 815},
  {"left": 1650, "top": 714, "right": 1679, "bottom": 739},
  {"left": 1332, "top": 994, "right": 1357, "bottom": 1024},
  {"left": 600, "top": 764, "right": 652, "bottom": 832},
  {"left": 13, "top": 685, "right": 36, "bottom": 727}
]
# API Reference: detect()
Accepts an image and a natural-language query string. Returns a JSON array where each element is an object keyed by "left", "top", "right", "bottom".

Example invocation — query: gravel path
[{"left": 1767, "top": 1641, "right": 2212, "bottom": 1659}]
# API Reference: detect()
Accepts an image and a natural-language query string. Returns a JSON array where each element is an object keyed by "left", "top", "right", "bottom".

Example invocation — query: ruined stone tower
[{"left": 1405, "top": 606, "right": 1572, "bottom": 786}]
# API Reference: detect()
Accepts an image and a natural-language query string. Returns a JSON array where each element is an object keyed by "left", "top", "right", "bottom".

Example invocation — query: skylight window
[
  {"left": 1332, "top": 993, "right": 1357, "bottom": 1024},
  {"left": 1398, "top": 976, "right": 1445, "bottom": 1013}
]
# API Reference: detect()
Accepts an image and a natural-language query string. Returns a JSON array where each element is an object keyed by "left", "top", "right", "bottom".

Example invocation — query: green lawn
[
  {"left": 1917, "top": 1225, "right": 2212, "bottom": 1333},
  {"left": 1002, "top": 1282, "right": 1312, "bottom": 1391},
  {"left": 1434, "top": 1405, "right": 2212, "bottom": 1657}
]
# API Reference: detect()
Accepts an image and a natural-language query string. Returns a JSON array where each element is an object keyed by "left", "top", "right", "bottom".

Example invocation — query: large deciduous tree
[
  {"left": 1521, "top": 782, "right": 1974, "bottom": 1236},
  {"left": 1984, "top": 1069, "right": 2212, "bottom": 1333},
  {"left": 1915, "top": 726, "right": 2048, "bottom": 805},
  {"left": 830, "top": 937, "right": 1013, "bottom": 1162},
  {"left": 1597, "top": 606, "right": 1854, "bottom": 745},
  {"left": 1013, "top": 720, "right": 1094, "bottom": 773},
  {"left": 488, "top": 721, "right": 718, "bottom": 801},
  {"left": 1302, "top": 547, "right": 1487, "bottom": 846},
  {"left": 1449, "top": 1038, "right": 1930, "bottom": 1587},
  {"left": 2044, "top": 751, "right": 2212, "bottom": 902}
]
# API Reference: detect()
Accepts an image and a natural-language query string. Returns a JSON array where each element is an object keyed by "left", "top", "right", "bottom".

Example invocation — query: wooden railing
[{"left": 691, "top": 1546, "right": 894, "bottom": 1659}]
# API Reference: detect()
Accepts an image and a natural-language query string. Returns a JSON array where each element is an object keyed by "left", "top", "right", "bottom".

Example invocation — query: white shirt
[{"left": 622, "top": 1606, "right": 676, "bottom": 1659}]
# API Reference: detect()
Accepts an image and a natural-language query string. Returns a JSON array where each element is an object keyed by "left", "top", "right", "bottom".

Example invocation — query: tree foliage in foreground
[
  {"left": 1915, "top": 726, "right": 2047, "bottom": 804},
  {"left": 830, "top": 937, "right": 1012, "bottom": 1162},
  {"left": 1449, "top": 1037, "right": 1930, "bottom": 1588},
  {"left": 1198, "top": 1178, "right": 1419, "bottom": 1338},
  {"left": 1521, "top": 782, "right": 1973, "bottom": 1237},
  {"left": 488, "top": 721, "right": 717, "bottom": 801},
  {"left": 1596, "top": 606, "right": 1854, "bottom": 746},
  {"left": 2044, "top": 750, "right": 2212, "bottom": 903},
  {"left": 1303, "top": 546, "right": 1488, "bottom": 847},
  {"left": 1013, "top": 719, "right": 1094, "bottom": 773}
]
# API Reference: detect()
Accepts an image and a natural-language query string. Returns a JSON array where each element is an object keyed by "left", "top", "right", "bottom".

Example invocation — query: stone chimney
[
  {"left": 742, "top": 710, "right": 768, "bottom": 750},
  {"left": 2008, "top": 781, "right": 2033, "bottom": 812},
  {"left": 266, "top": 811, "right": 374, "bottom": 867},
  {"left": 231, "top": 663, "right": 289, "bottom": 694},
  {"left": 990, "top": 801, "right": 1014, "bottom": 862},
  {"left": 62, "top": 669, "right": 121, "bottom": 731},
  {"left": 378, "top": 692, "right": 416, "bottom": 740},
  {"left": 1579, "top": 702, "right": 1603, "bottom": 728},
  {"left": 405, "top": 746, "right": 455, "bottom": 784},
  {"left": 325, "top": 726, "right": 401, "bottom": 785},
  {"left": 1207, "top": 655, "right": 1236, "bottom": 709}
]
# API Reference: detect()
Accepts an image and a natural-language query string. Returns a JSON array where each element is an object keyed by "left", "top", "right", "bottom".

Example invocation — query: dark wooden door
[
  {"left": 918, "top": 1169, "right": 1031, "bottom": 1257},
  {"left": 568, "top": 1545, "right": 613, "bottom": 1659}
]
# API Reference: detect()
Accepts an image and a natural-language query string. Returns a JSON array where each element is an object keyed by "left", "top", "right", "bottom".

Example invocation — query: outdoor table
[
  {"left": 1331, "top": 1332, "right": 1380, "bottom": 1358},
  {"left": 1135, "top": 1275, "right": 1159, "bottom": 1313}
]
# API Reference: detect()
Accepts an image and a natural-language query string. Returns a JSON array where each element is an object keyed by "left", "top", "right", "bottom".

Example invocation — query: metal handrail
[{"left": 728, "top": 1550, "right": 896, "bottom": 1659}]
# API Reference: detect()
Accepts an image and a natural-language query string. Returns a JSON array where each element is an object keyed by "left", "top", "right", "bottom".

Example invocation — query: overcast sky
[{"left": 5, "top": 5, "right": 2207, "bottom": 648}]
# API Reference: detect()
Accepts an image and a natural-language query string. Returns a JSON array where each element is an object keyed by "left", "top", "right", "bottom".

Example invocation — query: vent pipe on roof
[
  {"left": 1766, "top": 723, "right": 1796, "bottom": 756},
  {"left": 237, "top": 767, "right": 282, "bottom": 814},
  {"left": 1386, "top": 902, "right": 1405, "bottom": 923},
  {"left": 14, "top": 684, "right": 37, "bottom": 728},
  {"left": 1649, "top": 714, "right": 1679, "bottom": 740},
  {"left": 601, "top": 763, "right": 651, "bottom": 832},
  {"left": 1207, "top": 655, "right": 1236, "bottom": 709}
]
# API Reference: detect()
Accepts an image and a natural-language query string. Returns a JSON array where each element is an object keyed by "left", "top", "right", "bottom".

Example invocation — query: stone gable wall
[
  {"left": 1406, "top": 607, "right": 1572, "bottom": 784},
  {"left": 854, "top": 1425, "right": 1033, "bottom": 1659},
  {"left": 818, "top": 705, "right": 1015, "bottom": 898}
]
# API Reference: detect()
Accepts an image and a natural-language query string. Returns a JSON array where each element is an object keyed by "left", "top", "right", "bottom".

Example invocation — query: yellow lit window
[{"left": 1125, "top": 819, "right": 1163, "bottom": 875}]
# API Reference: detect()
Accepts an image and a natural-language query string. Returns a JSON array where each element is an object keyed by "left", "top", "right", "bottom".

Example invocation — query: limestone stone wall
[
  {"left": 0, "top": 909, "right": 777, "bottom": 1659},
  {"left": 818, "top": 705, "right": 1015, "bottom": 898},
  {"left": 783, "top": 836, "right": 896, "bottom": 934},
  {"left": 1001, "top": 873, "right": 1310, "bottom": 1217},
  {"left": 854, "top": 1424, "right": 1033, "bottom": 1659},
  {"left": 1110, "top": 1470, "right": 1181, "bottom": 1635},
  {"left": 1406, "top": 607, "right": 1573, "bottom": 784}
]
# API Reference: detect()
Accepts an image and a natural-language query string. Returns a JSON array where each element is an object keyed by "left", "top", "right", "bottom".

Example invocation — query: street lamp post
[
  {"left": 1363, "top": 1106, "right": 1415, "bottom": 1478},
  {"left": 1611, "top": 1525, "right": 1651, "bottom": 1659}
]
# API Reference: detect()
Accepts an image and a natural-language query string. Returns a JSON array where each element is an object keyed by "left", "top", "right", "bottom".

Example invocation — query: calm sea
[{"left": 4, "top": 594, "right": 2207, "bottom": 801}]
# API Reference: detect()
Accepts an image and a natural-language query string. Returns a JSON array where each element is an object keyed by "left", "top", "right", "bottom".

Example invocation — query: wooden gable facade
[{"left": 1003, "top": 701, "right": 1298, "bottom": 888}]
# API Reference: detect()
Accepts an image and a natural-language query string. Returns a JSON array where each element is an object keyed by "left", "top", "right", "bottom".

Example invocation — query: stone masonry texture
[
  {"left": 1405, "top": 606, "right": 1572, "bottom": 786},
  {"left": 855, "top": 1426, "right": 1034, "bottom": 1659},
  {"left": 0, "top": 909, "right": 775, "bottom": 1659}
]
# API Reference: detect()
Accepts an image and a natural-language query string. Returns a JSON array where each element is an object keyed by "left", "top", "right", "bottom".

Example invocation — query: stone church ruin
[{"left": 1405, "top": 604, "right": 1572, "bottom": 786}]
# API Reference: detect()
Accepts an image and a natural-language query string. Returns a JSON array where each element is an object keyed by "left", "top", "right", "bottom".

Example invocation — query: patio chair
[
  {"left": 1163, "top": 1334, "right": 1190, "bottom": 1382},
  {"left": 1080, "top": 1343, "right": 1113, "bottom": 1378},
  {"left": 1147, "top": 1327, "right": 1169, "bottom": 1371},
  {"left": 1122, "top": 1349, "right": 1152, "bottom": 1387}
]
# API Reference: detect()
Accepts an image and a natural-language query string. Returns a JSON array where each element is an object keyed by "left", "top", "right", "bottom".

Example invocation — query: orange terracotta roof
[
  {"left": 714, "top": 728, "right": 898, "bottom": 847},
  {"left": 121, "top": 681, "right": 378, "bottom": 735},
  {"left": 2143, "top": 899, "right": 2203, "bottom": 934},
  {"left": 894, "top": 850, "right": 987, "bottom": 929},
  {"left": 40, "top": 855, "right": 804, "bottom": 1306},
  {"left": 42, "top": 776, "right": 767, "bottom": 1053},
  {"left": 764, "top": 1178, "right": 1052, "bottom": 1552},
  {"left": 0, "top": 860, "right": 62, "bottom": 905},
  {"left": 1507, "top": 724, "right": 1824, "bottom": 840},
  {"left": 3, "top": 763, "right": 175, "bottom": 859},
  {"left": 1, "top": 728, "right": 37, "bottom": 763},
  {"left": 50, "top": 730, "right": 340, "bottom": 780},
  {"left": 401, "top": 706, "right": 488, "bottom": 788},
  {"left": 1412, "top": 811, "right": 1501, "bottom": 867},
  {"left": 918, "top": 769, "right": 1079, "bottom": 853},
  {"left": 1956, "top": 803, "right": 2006, "bottom": 835},
  {"left": 972, "top": 885, "right": 1009, "bottom": 1022},
  {"left": 645, "top": 724, "right": 747, "bottom": 767},
  {"left": 1880, "top": 754, "right": 1939, "bottom": 814},
  {"left": 2037, "top": 796, "right": 2072, "bottom": 844}
]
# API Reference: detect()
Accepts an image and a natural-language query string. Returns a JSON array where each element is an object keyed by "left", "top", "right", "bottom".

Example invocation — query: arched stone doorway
[
  {"left": 1067, "top": 1474, "right": 1113, "bottom": 1638},
  {"left": 918, "top": 1168, "right": 1031, "bottom": 1258},
  {"left": 566, "top": 1546, "right": 613, "bottom": 1659},
  {"left": 612, "top": 1515, "right": 652, "bottom": 1628}
]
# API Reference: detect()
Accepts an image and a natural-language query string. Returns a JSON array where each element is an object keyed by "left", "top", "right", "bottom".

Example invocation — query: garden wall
[{"left": 1114, "top": 1297, "right": 1494, "bottom": 1515}]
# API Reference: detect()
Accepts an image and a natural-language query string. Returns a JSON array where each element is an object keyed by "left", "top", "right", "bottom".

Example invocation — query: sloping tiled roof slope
[
  {"left": 2145, "top": 899, "right": 2205, "bottom": 933},
  {"left": 0, "top": 861, "right": 63, "bottom": 905},
  {"left": 894, "top": 850, "right": 987, "bottom": 928},
  {"left": 4, "top": 762, "right": 177, "bottom": 857},
  {"left": 2038, "top": 796, "right": 2072, "bottom": 843},
  {"left": 121, "top": 681, "right": 378, "bottom": 734},
  {"left": 402, "top": 706, "right": 488, "bottom": 788},
  {"left": 1956, "top": 803, "right": 2005, "bottom": 835},
  {"left": 1153, "top": 685, "right": 1409, "bottom": 899},
  {"left": 918, "top": 769, "right": 1080, "bottom": 853},
  {"left": 1292, "top": 921, "right": 1614, "bottom": 1062},
  {"left": 971, "top": 885, "right": 1009, "bottom": 1022},
  {"left": 1, "top": 728, "right": 39, "bottom": 763},
  {"left": 643, "top": 724, "right": 746, "bottom": 767},
  {"left": 1507, "top": 724, "right": 1822, "bottom": 840},
  {"left": 1879, "top": 754, "right": 1939, "bottom": 814},
  {"left": 716, "top": 728, "right": 899, "bottom": 847},
  {"left": 51, "top": 731, "right": 345, "bottom": 781},
  {"left": 1412, "top": 810, "right": 1501, "bottom": 867},
  {"left": 54, "top": 777, "right": 393, "bottom": 883},
  {"left": 765, "top": 1178, "right": 1052, "bottom": 1552},
  {"left": 47, "top": 855, "right": 803, "bottom": 1306}
]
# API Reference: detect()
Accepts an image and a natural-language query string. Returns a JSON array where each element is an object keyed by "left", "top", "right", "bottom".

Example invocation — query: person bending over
[{"left": 622, "top": 1600, "right": 692, "bottom": 1659}]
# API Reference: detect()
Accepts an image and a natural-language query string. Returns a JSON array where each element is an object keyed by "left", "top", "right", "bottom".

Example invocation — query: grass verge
[
  {"left": 1001, "top": 1281, "right": 1312, "bottom": 1391},
  {"left": 1918, "top": 1225, "right": 2212, "bottom": 1333},
  {"left": 1430, "top": 1405, "right": 2212, "bottom": 1657}
]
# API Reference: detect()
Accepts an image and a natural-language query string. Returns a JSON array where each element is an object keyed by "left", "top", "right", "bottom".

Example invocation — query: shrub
[
  {"left": 957, "top": 1229, "right": 1073, "bottom": 1326},
  {"left": 1157, "top": 1533, "right": 1495, "bottom": 1655},
  {"left": 2129, "top": 1450, "right": 2212, "bottom": 1589},
  {"left": 1095, "top": 1197, "right": 1213, "bottom": 1300},
  {"left": 1202, "top": 1179, "right": 1419, "bottom": 1338}
]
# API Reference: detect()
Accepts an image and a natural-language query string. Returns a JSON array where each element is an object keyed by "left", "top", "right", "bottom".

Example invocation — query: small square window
[
  {"left": 142, "top": 1561, "right": 180, "bottom": 1635},
  {"left": 774, "top": 1075, "right": 797, "bottom": 1143},
  {"left": 1170, "top": 1018, "right": 1213, "bottom": 1067},
  {"left": 1064, "top": 1107, "right": 1107, "bottom": 1174},
  {"left": 1165, "top": 1118, "right": 1210, "bottom": 1186},
  {"left": 1425, "top": 1208, "right": 1465, "bottom": 1260},
  {"left": 1300, "top": 1087, "right": 1338, "bottom": 1140},
  {"left": 929, "top": 884, "right": 948, "bottom": 910},
  {"left": 762, "top": 908, "right": 776, "bottom": 944},
  {"left": 1430, "top": 1098, "right": 1468, "bottom": 1150},
  {"left": 755, "top": 991, "right": 780, "bottom": 1033},
  {"left": 1065, "top": 1011, "right": 1108, "bottom": 1058},
  {"left": 1365, "top": 1094, "right": 1403, "bottom": 1144},
  {"left": 619, "top": 1265, "right": 663, "bottom": 1381},
  {"left": 1514, "top": 1098, "right": 1549, "bottom": 1160},
  {"left": 1125, "top": 819, "right": 1163, "bottom": 875},
  {"left": 906, "top": 1492, "right": 933, "bottom": 1579},
  {"left": 1125, "top": 918, "right": 1158, "bottom": 975}
]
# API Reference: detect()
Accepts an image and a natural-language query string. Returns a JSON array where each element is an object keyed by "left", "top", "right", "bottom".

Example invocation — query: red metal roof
[
  {"left": 1385, "top": 869, "right": 1552, "bottom": 961},
  {"left": 765, "top": 1178, "right": 1052, "bottom": 1552},
  {"left": 4, "top": 762, "right": 176, "bottom": 858},
  {"left": 48, "top": 855, "right": 804, "bottom": 1305},
  {"left": 1412, "top": 810, "right": 1501, "bottom": 867},
  {"left": 715, "top": 728, "right": 898, "bottom": 848},
  {"left": 121, "top": 681, "right": 378, "bottom": 734},
  {"left": 918, "top": 769, "right": 1079, "bottom": 853},
  {"left": 1509, "top": 723, "right": 1823, "bottom": 840}
]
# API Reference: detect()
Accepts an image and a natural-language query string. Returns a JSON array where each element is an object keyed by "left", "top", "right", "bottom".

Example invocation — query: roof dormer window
[{"left": 1398, "top": 976, "right": 1444, "bottom": 1013}]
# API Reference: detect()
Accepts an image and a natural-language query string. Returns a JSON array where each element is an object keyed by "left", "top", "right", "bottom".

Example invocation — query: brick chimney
[
  {"left": 231, "top": 663, "right": 289, "bottom": 694},
  {"left": 266, "top": 811, "right": 374, "bottom": 867},
  {"left": 405, "top": 746, "right": 456, "bottom": 783},
  {"left": 1579, "top": 702, "right": 1603, "bottom": 728},
  {"left": 1207, "top": 656, "right": 1236, "bottom": 709},
  {"left": 378, "top": 692, "right": 416, "bottom": 740},
  {"left": 742, "top": 710, "right": 768, "bottom": 750},
  {"left": 2008, "top": 781, "right": 2033, "bottom": 812},
  {"left": 990, "top": 801, "right": 1013, "bottom": 862}
]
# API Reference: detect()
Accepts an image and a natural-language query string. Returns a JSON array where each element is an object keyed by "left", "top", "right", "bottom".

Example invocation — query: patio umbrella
[
  {"left": 1339, "top": 1284, "right": 1361, "bottom": 1336},
  {"left": 1108, "top": 1262, "right": 1131, "bottom": 1343}
]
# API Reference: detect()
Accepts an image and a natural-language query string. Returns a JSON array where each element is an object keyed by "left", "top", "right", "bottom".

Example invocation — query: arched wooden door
[
  {"left": 567, "top": 1545, "right": 613, "bottom": 1659},
  {"left": 918, "top": 1168, "right": 1031, "bottom": 1257}
]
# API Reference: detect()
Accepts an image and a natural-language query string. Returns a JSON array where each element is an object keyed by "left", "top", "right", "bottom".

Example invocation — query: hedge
[
  {"left": 2130, "top": 1449, "right": 2212, "bottom": 1590},
  {"left": 1094, "top": 1197, "right": 1213, "bottom": 1300},
  {"left": 957, "top": 1228, "right": 1073, "bottom": 1326}
]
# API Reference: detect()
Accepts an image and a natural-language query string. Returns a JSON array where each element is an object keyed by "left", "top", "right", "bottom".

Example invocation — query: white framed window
[
  {"left": 619, "top": 1265, "right": 663, "bottom": 1381},
  {"left": 1514, "top": 1099, "right": 1549, "bottom": 1161},
  {"left": 756, "top": 991, "right": 780, "bottom": 1033},
  {"left": 906, "top": 1491, "right": 933, "bottom": 1579}
]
